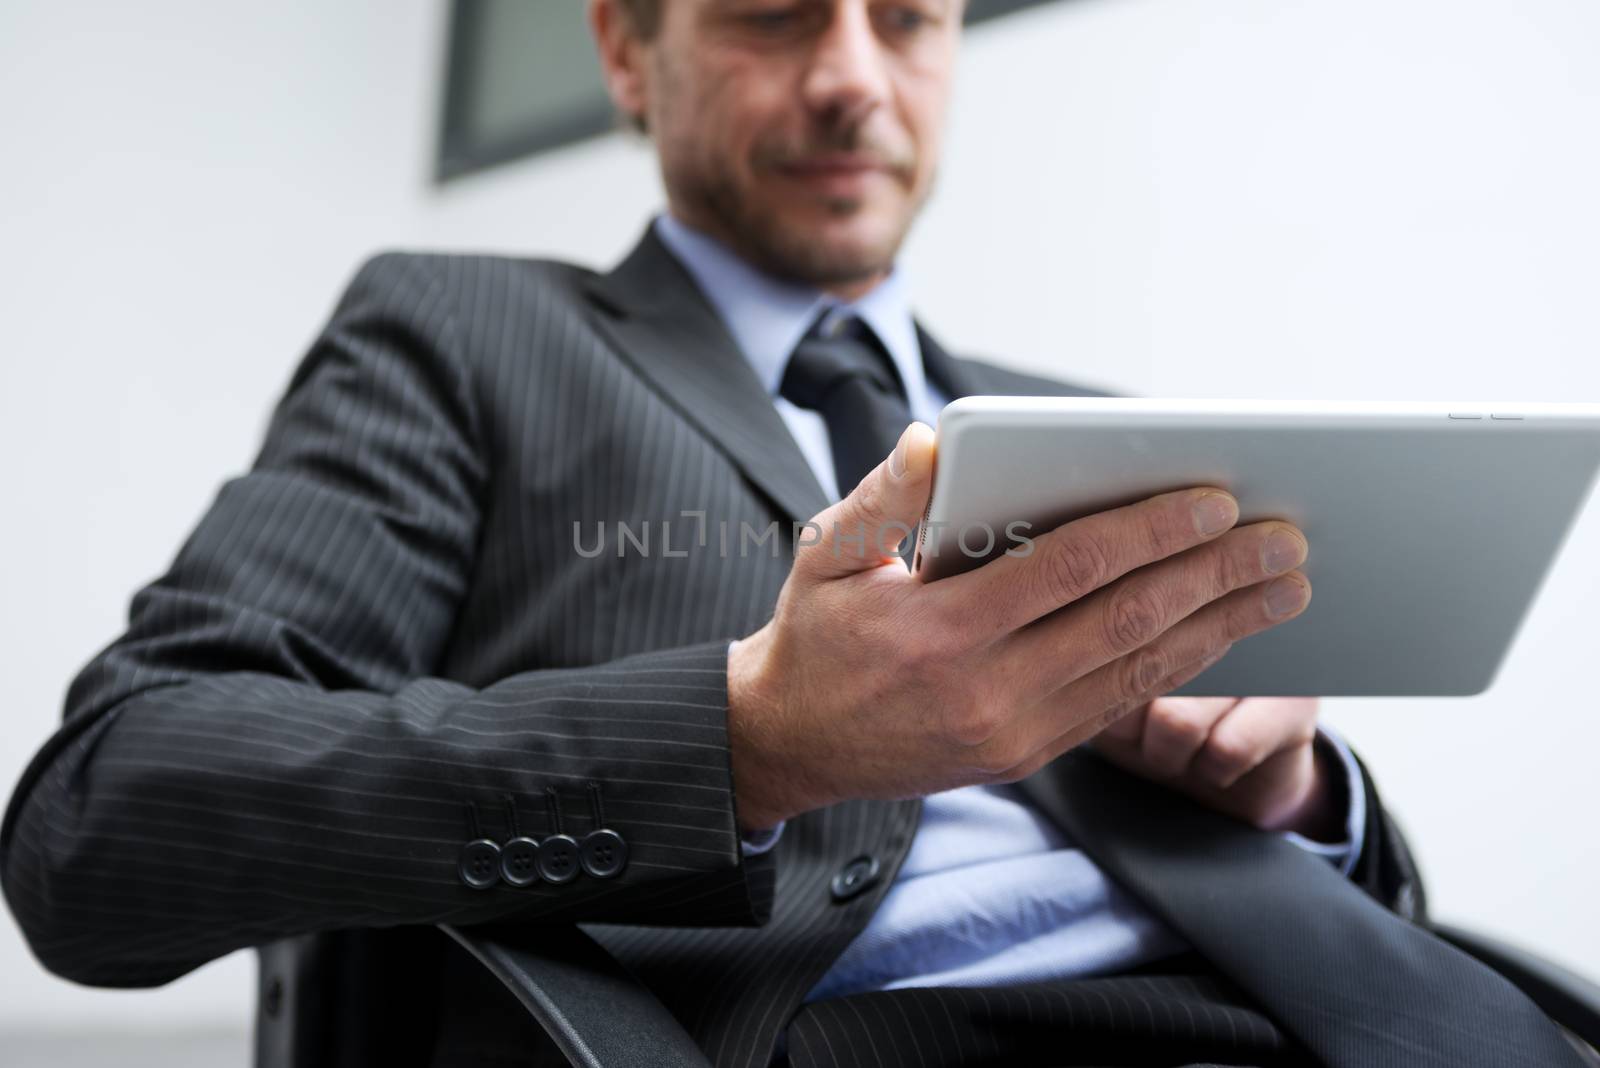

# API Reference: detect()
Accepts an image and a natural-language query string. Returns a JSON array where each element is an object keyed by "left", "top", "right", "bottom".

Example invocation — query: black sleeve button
[
  {"left": 830, "top": 855, "right": 881, "bottom": 902},
  {"left": 500, "top": 836, "right": 541, "bottom": 887},
  {"left": 579, "top": 829, "right": 629, "bottom": 879},
  {"left": 536, "top": 834, "right": 581, "bottom": 884},
  {"left": 458, "top": 839, "right": 503, "bottom": 890}
]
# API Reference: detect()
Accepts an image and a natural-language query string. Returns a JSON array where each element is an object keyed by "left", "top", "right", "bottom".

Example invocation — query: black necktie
[
  {"left": 1036, "top": 751, "right": 1589, "bottom": 1068},
  {"left": 779, "top": 315, "right": 912, "bottom": 498}
]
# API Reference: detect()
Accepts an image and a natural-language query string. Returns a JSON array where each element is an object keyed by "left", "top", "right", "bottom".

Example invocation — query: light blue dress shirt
[{"left": 653, "top": 212, "right": 1366, "bottom": 1003}]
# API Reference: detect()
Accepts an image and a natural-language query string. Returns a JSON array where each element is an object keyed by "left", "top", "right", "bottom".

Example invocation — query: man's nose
[{"left": 801, "top": 1, "right": 892, "bottom": 126}]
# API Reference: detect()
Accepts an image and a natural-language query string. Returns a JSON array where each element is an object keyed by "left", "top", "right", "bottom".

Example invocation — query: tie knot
[{"left": 779, "top": 316, "right": 905, "bottom": 412}]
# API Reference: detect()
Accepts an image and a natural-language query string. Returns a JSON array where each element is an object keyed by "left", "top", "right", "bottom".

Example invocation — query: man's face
[{"left": 613, "top": 0, "right": 962, "bottom": 293}]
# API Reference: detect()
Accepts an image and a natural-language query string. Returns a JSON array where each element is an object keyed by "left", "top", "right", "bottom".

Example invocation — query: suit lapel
[
  {"left": 584, "top": 228, "right": 831, "bottom": 526},
  {"left": 915, "top": 322, "right": 989, "bottom": 400},
  {"left": 582, "top": 230, "right": 1014, "bottom": 525},
  {"left": 578, "top": 247, "right": 1126, "bottom": 1067}
]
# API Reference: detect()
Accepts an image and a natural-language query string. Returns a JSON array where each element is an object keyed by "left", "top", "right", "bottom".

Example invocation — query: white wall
[
  {"left": 1, "top": 0, "right": 1596, "bottom": 1041},
  {"left": 0, "top": 0, "right": 447, "bottom": 1037},
  {"left": 920, "top": 0, "right": 1600, "bottom": 985}
]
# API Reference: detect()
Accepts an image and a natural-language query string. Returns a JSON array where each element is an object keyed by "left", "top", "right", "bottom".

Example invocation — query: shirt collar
[{"left": 652, "top": 212, "right": 926, "bottom": 403}]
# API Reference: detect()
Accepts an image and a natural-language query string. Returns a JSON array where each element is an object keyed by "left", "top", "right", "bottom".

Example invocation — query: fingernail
[
  {"left": 1264, "top": 576, "right": 1309, "bottom": 619},
  {"left": 1193, "top": 493, "right": 1238, "bottom": 536},
  {"left": 889, "top": 426, "right": 909, "bottom": 479},
  {"left": 1261, "top": 529, "right": 1307, "bottom": 575}
]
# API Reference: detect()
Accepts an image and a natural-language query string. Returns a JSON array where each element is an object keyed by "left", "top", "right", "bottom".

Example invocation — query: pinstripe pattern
[
  {"left": 587, "top": 798, "right": 923, "bottom": 1068},
  {"left": 785, "top": 969, "right": 1309, "bottom": 1067},
  {"left": 1, "top": 242, "right": 796, "bottom": 986},
  {"left": 0, "top": 230, "right": 1422, "bottom": 1068}
]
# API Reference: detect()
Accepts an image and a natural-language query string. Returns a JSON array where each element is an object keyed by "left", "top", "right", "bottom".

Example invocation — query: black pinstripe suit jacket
[{"left": 0, "top": 229, "right": 1423, "bottom": 1068}]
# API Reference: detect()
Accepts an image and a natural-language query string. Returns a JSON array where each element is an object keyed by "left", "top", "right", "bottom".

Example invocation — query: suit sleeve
[
  {"left": 0, "top": 253, "right": 772, "bottom": 989},
  {"left": 1346, "top": 748, "right": 1429, "bottom": 923}
]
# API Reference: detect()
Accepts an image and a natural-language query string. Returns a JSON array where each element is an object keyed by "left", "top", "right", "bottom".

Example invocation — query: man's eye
[
  {"left": 741, "top": 7, "right": 800, "bottom": 33},
  {"left": 876, "top": 6, "right": 931, "bottom": 35}
]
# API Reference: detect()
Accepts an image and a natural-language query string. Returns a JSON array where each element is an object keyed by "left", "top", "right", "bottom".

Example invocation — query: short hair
[{"left": 617, "top": 0, "right": 663, "bottom": 39}]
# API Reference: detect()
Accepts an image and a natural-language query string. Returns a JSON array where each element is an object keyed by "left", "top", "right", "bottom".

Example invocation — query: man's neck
[{"left": 664, "top": 205, "right": 890, "bottom": 302}]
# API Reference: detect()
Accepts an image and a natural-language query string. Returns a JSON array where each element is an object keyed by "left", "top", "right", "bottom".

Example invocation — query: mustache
[{"left": 751, "top": 125, "right": 917, "bottom": 175}]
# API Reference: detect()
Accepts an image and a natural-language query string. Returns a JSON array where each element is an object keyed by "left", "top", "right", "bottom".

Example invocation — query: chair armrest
[
  {"left": 255, "top": 934, "right": 332, "bottom": 1068},
  {"left": 1434, "top": 922, "right": 1600, "bottom": 1050},
  {"left": 438, "top": 924, "right": 714, "bottom": 1068}
]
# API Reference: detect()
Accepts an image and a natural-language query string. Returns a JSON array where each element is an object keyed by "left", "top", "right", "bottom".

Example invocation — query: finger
[
  {"left": 794, "top": 422, "right": 935, "bottom": 581},
  {"left": 1007, "top": 645, "right": 1231, "bottom": 782},
  {"left": 1190, "top": 697, "right": 1319, "bottom": 790},
  {"left": 1098, "top": 699, "right": 1147, "bottom": 743},
  {"left": 1191, "top": 743, "right": 1319, "bottom": 831},
  {"left": 1015, "top": 571, "right": 1310, "bottom": 751},
  {"left": 1002, "top": 519, "right": 1309, "bottom": 699},
  {"left": 1138, "top": 696, "right": 1241, "bottom": 779},
  {"left": 928, "top": 487, "right": 1241, "bottom": 632}
]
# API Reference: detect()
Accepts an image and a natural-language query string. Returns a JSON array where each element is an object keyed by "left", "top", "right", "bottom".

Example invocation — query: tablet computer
[{"left": 913, "top": 397, "right": 1600, "bottom": 697}]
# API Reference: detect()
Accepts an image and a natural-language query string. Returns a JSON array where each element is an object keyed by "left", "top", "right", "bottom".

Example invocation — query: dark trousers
[
  {"left": 781, "top": 954, "right": 1314, "bottom": 1068},
  {"left": 426, "top": 940, "right": 1310, "bottom": 1068}
]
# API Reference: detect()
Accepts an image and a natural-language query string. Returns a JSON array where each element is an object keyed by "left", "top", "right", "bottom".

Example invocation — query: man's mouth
[{"left": 774, "top": 154, "right": 894, "bottom": 195}]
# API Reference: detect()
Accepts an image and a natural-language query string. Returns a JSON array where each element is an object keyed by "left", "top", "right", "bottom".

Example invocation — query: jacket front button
[
  {"left": 830, "top": 855, "right": 881, "bottom": 903},
  {"left": 458, "top": 839, "right": 502, "bottom": 890}
]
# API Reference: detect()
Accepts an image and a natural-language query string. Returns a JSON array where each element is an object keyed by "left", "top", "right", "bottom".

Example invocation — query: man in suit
[{"left": 2, "top": 1, "right": 1589, "bottom": 1066}]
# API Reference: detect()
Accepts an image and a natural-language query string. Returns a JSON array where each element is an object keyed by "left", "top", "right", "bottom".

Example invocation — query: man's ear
[{"left": 587, "top": 0, "right": 649, "bottom": 129}]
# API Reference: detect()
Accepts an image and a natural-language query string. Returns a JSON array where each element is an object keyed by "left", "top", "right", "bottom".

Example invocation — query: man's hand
[
  {"left": 726, "top": 422, "right": 1315, "bottom": 832},
  {"left": 1092, "top": 696, "right": 1347, "bottom": 842}
]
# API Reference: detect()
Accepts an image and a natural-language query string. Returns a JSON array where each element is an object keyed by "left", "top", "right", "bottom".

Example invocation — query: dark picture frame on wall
[{"left": 436, "top": 0, "right": 1064, "bottom": 183}]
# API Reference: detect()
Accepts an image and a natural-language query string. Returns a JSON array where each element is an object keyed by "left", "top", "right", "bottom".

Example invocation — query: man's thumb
[{"left": 797, "top": 422, "right": 936, "bottom": 580}]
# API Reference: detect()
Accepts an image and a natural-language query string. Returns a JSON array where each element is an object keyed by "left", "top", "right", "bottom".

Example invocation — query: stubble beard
[
  {"left": 651, "top": 49, "right": 933, "bottom": 288},
  {"left": 694, "top": 171, "right": 924, "bottom": 288},
  {"left": 667, "top": 112, "right": 932, "bottom": 288}
]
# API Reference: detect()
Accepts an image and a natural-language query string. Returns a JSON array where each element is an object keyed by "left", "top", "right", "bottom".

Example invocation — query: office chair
[{"left": 253, "top": 917, "right": 1600, "bottom": 1067}]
